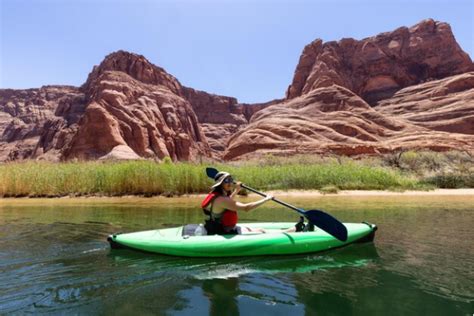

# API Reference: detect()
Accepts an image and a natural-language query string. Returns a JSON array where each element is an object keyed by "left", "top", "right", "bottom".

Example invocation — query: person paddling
[{"left": 201, "top": 172, "right": 273, "bottom": 235}]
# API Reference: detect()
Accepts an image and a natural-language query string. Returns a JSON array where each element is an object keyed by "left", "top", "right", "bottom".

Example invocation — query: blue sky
[{"left": 1, "top": 0, "right": 473, "bottom": 103}]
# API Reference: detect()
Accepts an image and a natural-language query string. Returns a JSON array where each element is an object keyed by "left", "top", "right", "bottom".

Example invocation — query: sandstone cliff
[
  {"left": 0, "top": 52, "right": 214, "bottom": 161},
  {"left": 224, "top": 83, "right": 474, "bottom": 160},
  {"left": 0, "top": 86, "right": 86, "bottom": 161},
  {"left": 286, "top": 19, "right": 473, "bottom": 105},
  {"left": 1, "top": 19, "right": 473, "bottom": 162},
  {"left": 224, "top": 19, "right": 474, "bottom": 159}
]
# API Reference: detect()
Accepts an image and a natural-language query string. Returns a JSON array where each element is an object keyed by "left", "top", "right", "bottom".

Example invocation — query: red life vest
[
  {"left": 201, "top": 192, "right": 238, "bottom": 228},
  {"left": 201, "top": 191, "right": 219, "bottom": 209},
  {"left": 221, "top": 210, "right": 238, "bottom": 228}
]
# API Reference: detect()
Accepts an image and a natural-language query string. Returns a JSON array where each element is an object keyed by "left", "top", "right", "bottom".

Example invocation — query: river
[{"left": 0, "top": 195, "right": 473, "bottom": 315}]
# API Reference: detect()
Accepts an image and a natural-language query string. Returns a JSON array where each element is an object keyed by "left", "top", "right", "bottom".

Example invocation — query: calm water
[{"left": 0, "top": 195, "right": 473, "bottom": 315}]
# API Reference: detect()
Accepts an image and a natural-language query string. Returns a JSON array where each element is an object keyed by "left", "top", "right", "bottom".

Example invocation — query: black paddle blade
[
  {"left": 304, "top": 210, "right": 348, "bottom": 242},
  {"left": 206, "top": 167, "right": 219, "bottom": 179}
]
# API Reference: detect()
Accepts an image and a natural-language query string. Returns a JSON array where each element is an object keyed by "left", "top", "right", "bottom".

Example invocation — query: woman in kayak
[{"left": 202, "top": 171, "right": 273, "bottom": 235}]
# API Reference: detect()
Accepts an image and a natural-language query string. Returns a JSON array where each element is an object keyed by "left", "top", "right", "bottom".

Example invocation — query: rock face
[
  {"left": 286, "top": 19, "right": 474, "bottom": 105},
  {"left": 182, "top": 87, "right": 245, "bottom": 125},
  {"left": 376, "top": 72, "right": 474, "bottom": 135},
  {"left": 0, "top": 52, "right": 212, "bottom": 161},
  {"left": 0, "top": 86, "right": 86, "bottom": 161},
  {"left": 66, "top": 52, "right": 211, "bottom": 161},
  {"left": 181, "top": 88, "right": 277, "bottom": 154},
  {"left": 224, "top": 19, "right": 474, "bottom": 160},
  {"left": 1, "top": 19, "right": 473, "bottom": 162},
  {"left": 224, "top": 84, "right": 474, "bottom": 160},
  {"left": 78, "top": 52, "right": 273, "bottom": 159},
  {"left": 82, "top": 50, "right": 182, "bottom": 96}
]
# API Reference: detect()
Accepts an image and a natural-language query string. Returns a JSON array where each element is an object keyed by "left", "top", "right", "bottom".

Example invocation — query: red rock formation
[
  {"left": 181, "top": 89, "right": 276, "bottom": 156},
  {"left": 224, "top": 84, "right": 474, "bottom": 160},
  {"left": 66, "top": 63, "right": 211, "bottom": 161},
  {"left": 286, "top": 19, "right": 474, "bottom": 105},
  {"left": 0, "top": 86, "right": 86, "bottom": 161},
  {"left": 1, "top": 20, "right": 473, "bottom": 162},
  {"left": 0, "top": 52, "right": 213, "bottom": 161},
  {"left": 376, "top": 72, "right": 474, "bottom": 135},
  {"left": 82, "top": 50, "right": 182, "bottom": 96},
  {"left": 181, "top": 87, "right": 245, "bottom": 125},
  {"left": 237, "top": 99, "right": 284, "bottom": 121},
  {"left": 200, "top": 123, "right": 242, "bottom": 152}
]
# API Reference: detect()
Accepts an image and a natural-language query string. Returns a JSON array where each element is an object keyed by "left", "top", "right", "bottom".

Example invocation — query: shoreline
[
  {"left": 259, "top": 188, "right": 474, "bottom": 197},
  {"left": 0, "top": 189, "right": 473, "bottom": 205}
]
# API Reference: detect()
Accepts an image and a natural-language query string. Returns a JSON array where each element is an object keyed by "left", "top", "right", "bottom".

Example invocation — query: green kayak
[{"left": 108, "top": 222, "right": 377, "bottom": 257}]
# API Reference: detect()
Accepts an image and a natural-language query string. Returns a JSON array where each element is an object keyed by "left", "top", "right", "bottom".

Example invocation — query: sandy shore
[
  {"left": 0, "top": 189, "right": 472, "bottom": 205},
  {"left": 257, "top": 188, "right": 474, "bottom": 197}
]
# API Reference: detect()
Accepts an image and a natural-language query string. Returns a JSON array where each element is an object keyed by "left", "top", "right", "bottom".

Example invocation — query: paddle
[{"left": 205, "top": 167, "right": 348, "bottom": 242}]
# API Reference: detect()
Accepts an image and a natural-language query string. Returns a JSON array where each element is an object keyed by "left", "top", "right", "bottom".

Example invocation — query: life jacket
[
  {"left": 201, "top": 191, "right": 219, "bottom": 214},
  {"left": 201, "top": 192, "right": 238, "bottom": 235}
]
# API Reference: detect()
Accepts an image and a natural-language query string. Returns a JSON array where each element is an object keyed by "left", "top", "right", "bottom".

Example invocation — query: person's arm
[
  {"left": 219, "top": 195, "right": 273, "bottom": 212},
  {"left": 230, "top": 182, "right": 242, "bottom": 199}
]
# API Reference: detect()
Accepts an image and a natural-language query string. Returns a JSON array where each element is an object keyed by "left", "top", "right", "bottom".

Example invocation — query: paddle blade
[
  {"left": 304, "top": 210, "right": 348, "bottom": 242},
  {"left": 206, "top": 167, "right": 219, "bottom": 179}
]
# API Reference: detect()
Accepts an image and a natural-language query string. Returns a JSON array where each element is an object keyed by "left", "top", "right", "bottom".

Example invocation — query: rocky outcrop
[
  {"left": 286, "top": 19, "right": 474, "bottom": 105},
  {"left": 200, "top": 123, "right": 242, "bottom": 152},
  {"left": 224, "top": 84, "right": 474, "bottom": 160},
  {"left": 237, "top": 99, "right": 284, "bottom": 121},
  {"left": 0, "top": 52, "right": 212, "bottom": 161},
  {"left": 82, "top": 50, "right": 182, "bottom": 96},
  {"left": 376, "top": 72, "right": 474, "bottom": 135},
  {"left": 181, "top": 87, "right": 245, "bottom": 125},
  {"left": 181, "top": 89, "right": 276, "bottom": 156},
  {"left": 223, "top": 19, "right": 474, "bottom": 160},
  {"left": 65, "top": 54, "right": 211, "bottom": 161},
  {"left": 0, "top": 86, "right": 86, "bottom": 161}
]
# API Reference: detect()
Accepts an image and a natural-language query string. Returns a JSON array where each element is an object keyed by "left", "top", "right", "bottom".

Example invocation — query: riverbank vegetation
[{"left": 0, "top": 151, "right": 472, "bottom": 197}]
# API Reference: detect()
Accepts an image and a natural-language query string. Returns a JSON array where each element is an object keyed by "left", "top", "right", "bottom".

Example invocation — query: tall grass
[
  {"left": 227, "top": 161, "right": 419, "bottom": 191},
  {"left": 0, "top": 158, "right": 425, "bottom": 197}
]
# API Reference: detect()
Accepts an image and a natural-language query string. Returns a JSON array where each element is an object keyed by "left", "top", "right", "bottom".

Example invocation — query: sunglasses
[{"left": 223, "top": 177, "right": 234, "bottom": 184}]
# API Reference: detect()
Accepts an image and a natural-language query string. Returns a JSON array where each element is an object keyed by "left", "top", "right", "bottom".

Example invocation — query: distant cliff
[{"left": 1, "top": 19, "right": 473, "bottom": 162}]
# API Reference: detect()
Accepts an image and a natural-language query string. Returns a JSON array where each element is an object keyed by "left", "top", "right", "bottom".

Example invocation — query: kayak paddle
[{"left": 205, "top": 167, "right": 348, "bottom": 242}]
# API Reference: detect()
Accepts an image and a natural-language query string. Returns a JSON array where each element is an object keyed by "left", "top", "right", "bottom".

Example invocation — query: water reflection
[
  {"left": 104, "top": 244, "right": 378, "bottom": 315},
  {"left": 202, "top": 278, "right": 239, "bottom": 316},
  {"left": 107, "top": 243, "right": 378, "bottom": 276}
]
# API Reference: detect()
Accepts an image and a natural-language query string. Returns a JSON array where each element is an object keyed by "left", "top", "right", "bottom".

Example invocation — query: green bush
[{"left": 422, "top": 173, "right": 474, "bottom": 188}]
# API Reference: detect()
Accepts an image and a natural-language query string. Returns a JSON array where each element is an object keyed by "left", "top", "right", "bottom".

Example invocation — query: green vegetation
[
  {"left": 319, "top": 185, "right": 340, "bottom": 194},
  {"left": 0, "top": 150, "right": 472, "bottom": 197},
  {"left": 382, "top": 150, "right": 474, "bottom": 188}
]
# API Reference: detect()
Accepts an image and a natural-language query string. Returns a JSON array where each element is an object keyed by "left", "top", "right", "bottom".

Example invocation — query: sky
[{"left": 1, "top": 0, "right": 473, "bottom": 103}]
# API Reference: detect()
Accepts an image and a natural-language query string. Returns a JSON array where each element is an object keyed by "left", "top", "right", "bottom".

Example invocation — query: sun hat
[{"left": 211, "top": 171, "right": 233, "bottom": 189}]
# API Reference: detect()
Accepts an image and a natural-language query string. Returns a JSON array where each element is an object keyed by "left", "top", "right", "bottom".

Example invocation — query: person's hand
[
  {"left": 264, "top": 195, "right": 274, "bottom": 202},
  {"left": 234, "top": 181, "right": 242, "bottom": 192}
]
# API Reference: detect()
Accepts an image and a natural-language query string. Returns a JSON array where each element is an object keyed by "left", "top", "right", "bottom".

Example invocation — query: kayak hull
[{"left": 108, "top": 222, "right": 377, "bottom": 257}]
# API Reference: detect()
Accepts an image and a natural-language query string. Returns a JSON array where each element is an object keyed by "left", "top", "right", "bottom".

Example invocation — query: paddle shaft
[{"left": 240, "top": 183, "right": 305, "bottom": 215}]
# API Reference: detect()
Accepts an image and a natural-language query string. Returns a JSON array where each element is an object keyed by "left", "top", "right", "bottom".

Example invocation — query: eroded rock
[{"left": 286, "top": 19, "right": 474, "bottom": 105}]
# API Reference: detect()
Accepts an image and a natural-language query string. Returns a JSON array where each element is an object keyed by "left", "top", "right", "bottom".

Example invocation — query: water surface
[{"left": 1, "top": 195, "right": 473, "bottom": 315}]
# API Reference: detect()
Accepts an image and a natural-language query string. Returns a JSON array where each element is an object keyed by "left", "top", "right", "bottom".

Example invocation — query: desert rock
[
  {"left": 224, "top": 84, "right": 474, "bottom": 160},
  {"left": 286, "top": 19, "right": 473, "bottom": 105}
]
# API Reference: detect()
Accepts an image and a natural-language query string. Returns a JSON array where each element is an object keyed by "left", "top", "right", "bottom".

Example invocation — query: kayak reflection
[
  {"left": 107, "top": 243, "right": 379, "bottom": 277},
  {"left": 108, "top": 243, "right": 378, "bottom": 315}
]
